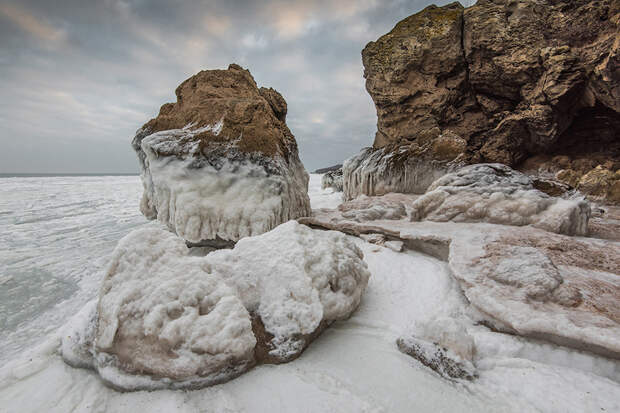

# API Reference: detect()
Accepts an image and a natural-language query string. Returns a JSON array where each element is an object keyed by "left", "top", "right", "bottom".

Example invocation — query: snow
[
  {"left": 308, "top": 173, "right": 342, "bottom": 209},
  {"left": 1, "top": 174, "right": 619, "bottom": 411},
  {"left": 411, "top": 164, "right": 591, "bottom": 235},
  {"left": 138, "top": 128, "right": 311, "bottom": 243}
]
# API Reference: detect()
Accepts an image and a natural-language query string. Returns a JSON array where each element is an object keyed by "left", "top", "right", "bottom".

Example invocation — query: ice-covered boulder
[
  {"left": 132, "top": 64, "right": 311, "bottom": 245},
  {"left": 410, "top": 164, "right": 590, "bottom": 235},
  {"left": 61, "top": 221, "right": 370, "bottom": 390},
  {"left": 342, "top": 145, "right": 460, "bottom": 201},
  {"left": 321, "top": 168, "right": 343, "bottom": 192}
]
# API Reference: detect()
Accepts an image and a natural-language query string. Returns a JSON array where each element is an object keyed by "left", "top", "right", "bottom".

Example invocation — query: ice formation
[
  {"left": 137, "top": 131, "right": 310, "bottom": 244},
  {"left": 61, "top": 221, "right": 370, "bottom": 390},
  {"left": 410, "top": 164, "right": 591, "bottom": 235},
  {"left": 342, "top": 147, "right": 455, "bottom": 201},
  {"left": 132, "top": 64, "right": 311, "bottom": 245},
  {"left": 302, "top": 208, "right": 620, "bottom": 360},
  {"left": 320, "top": 168, "right": 343, "bottom": 192}
]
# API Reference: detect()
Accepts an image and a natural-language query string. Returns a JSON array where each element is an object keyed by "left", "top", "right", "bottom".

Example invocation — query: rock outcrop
[
  {"left": 321, "top": 167, "right": 343, "bottom": 192},
  {"left": 410, "top": 164, "right": 590, "bottom": 236},
  {"left": 61, "top": 221, "right": 370, "bottom": 390},
  {"left": 348, "top": 0, "right": 619, "bottom": 203},
  {"left": 132, "top": 64, "right": 311, "bottom": 245}
]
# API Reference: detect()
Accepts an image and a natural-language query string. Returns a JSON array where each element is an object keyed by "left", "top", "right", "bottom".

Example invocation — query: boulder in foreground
[{"left": 61, "top": 221, "right": 370, "bottom": 390}]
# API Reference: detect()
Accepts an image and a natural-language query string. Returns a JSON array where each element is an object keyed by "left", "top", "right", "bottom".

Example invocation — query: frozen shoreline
[{"left": 0, "top": 174, "right": 618, "bottom": 412}]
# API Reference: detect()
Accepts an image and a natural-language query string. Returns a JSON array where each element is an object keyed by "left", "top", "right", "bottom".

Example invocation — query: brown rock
[
  {"left": 354, "top": 0, "right": 620, "bottom": 203},
  {"left": 131, "top": 64, "right": 311, "bottom": 244}
]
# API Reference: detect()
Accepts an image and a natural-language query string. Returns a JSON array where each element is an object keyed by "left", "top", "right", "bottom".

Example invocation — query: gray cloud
[{"left": 0, "top": 0, "right": 454, "bottom": 173}]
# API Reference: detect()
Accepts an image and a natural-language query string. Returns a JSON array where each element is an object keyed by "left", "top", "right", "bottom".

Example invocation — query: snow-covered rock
[
  {"left": 132, "top": 64, "right": 311, "bottom": 245},
  {"left": 410, "top": 164, "right": 590, "bottom": 235},
  {"left": 343, "top": 147, "right": 456, "bottom": 201},
  {"left": 338, "top": 193, "right": 408, "bottom": 222},
  {"left": 61, "top": 221, "right": 370, "bottom": 390},
  {"left": 397, "top": 317, "right": 476, "bottom": 380},
  {"left": 321, "top": 168, "right": 343, "bottom": 192}
]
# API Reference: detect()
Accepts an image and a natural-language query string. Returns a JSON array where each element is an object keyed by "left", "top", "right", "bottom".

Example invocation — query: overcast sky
[{"left": 0, "top": 0, "right": 454, "bottom": 173}]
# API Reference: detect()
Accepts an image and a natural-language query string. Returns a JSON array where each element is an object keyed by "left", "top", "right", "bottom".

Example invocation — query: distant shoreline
[{"left": 0, "top": 173, "right": 139, "bottom": 178}]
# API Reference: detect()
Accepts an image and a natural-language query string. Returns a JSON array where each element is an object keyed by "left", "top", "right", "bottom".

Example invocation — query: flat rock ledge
[{"left": 300, "top": 207, "right": 620, "bottom": 360}]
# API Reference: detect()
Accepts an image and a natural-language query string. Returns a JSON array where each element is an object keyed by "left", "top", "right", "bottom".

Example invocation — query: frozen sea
[{"left": 1, "top": 174, "right": 619, "bottom": 412}]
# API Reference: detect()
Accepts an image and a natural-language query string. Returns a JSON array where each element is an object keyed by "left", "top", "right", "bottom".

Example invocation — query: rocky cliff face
[
  {"left": 351, "top": 0, "right": 619, "bottom": 203},
  {"left": 132, "top": 64, "right": 311, "bottom": 244}
]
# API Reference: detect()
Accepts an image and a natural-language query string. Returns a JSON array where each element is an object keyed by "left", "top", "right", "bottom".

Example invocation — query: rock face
[
  {"left": 61, "top": 221, "right": 370, "bottom": 390},
  {"left": 132, "top": 64, "right": 311, "bottom": 245},
  {"left": 351, "top": 0, "right": 619, "bottom": 202},
  {"left": 321, "top": 167, "right": 343, "bottom": 192},
  {"left": 410, "top": 164, "right": 591, "bottom": 235}
]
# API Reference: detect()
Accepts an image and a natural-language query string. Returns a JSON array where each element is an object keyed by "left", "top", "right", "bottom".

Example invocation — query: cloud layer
[{"left": 0, "top": 0, "right": 452, "bottom": 173}]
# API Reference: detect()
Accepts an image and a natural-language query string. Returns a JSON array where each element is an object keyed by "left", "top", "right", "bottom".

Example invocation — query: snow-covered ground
[{"left": 0, "top": 174, "right": 618, "bottom": 412}]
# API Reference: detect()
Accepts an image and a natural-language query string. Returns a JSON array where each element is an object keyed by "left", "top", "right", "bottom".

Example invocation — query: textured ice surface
[
  {"left": 0, "top": 175, "right": 147, "bottom": 365},
  {"left": 308, "top": 174, "right": 342, "bottom": 209},
  {"left": 410, "top": 164, "right": 591, "bottom": 235},
  {"left": 61, "top": 221, "right": 369, "bottom": 390},
  {"left": 320, "top": 168, "right": 343, "bottom": 192},
  {"left": 1, "top": 175, "right": 619, "bottom": 411},
  {"left": 138, "top": 127, "right": 311, "bottom": 243},
  {"left": 342, "top": 147, "right": 451, "bottom": 201}
]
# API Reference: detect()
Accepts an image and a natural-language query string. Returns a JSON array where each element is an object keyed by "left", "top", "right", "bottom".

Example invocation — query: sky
[{"left": 0, "top": 0, "right": 455, "bottom": 173}]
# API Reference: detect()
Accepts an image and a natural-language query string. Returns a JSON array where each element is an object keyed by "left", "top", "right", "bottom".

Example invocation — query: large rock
[
  {"left": 410, "top": 164, "right": 591, "bottom": 236},
  {"left": 132, "top": 64, "right": 311, "bottom": 245},
  {"left": 351, "top": 1, "right": 619, "bottom": 202},
  {"left": 61, "top": 221, "right": 370, "bottom": 390}
]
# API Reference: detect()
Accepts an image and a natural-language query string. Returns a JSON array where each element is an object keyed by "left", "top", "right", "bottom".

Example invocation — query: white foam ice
[{"left": 138, "top": 130, "right": 311, "bottom": 243}]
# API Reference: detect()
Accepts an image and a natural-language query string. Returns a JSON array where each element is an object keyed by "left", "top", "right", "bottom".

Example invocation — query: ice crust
[
  {"left": 410, "top": 164, "right": 590, "bottom": 235},
  {"left": 2, "top": 176, "right": 620, "bottom": 412},
  {"left": 320, "top": 168, "right": 343, "bottom": 192},
  {"left": 343, "top": 147, "right": 452, "bottom": 201},
  {"left": 137, "top": 126, "right": 311, "bottom": 244},
  {"left": 61, "top": 221, "right": 370, "bottom": 390}
]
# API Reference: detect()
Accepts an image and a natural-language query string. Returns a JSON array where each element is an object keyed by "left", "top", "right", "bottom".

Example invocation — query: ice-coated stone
[
  {"left": 321, "top": 168, "right": 343, "bottom": 192},
  {"left": 132, "top": 64, "right": 311, "bottom": 245},
  {"left": 397, "top": 317, "right": 476, "bottom": 380},
  {"left": 342, "top": 146, "right": 457, "bottom": 201},
  {"left": 410, "top": 164, "right": 591, "bottom": 235},
  {"left": 61, "top": 221, "right": 370, "bottom": 390}
]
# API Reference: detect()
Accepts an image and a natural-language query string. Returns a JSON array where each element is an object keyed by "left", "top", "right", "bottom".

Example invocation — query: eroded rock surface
[
  {"left": 132, "top": 64, "right": 311, "bottom": 245},
  {"left": 351, "top": 0, "right": 619, "bottom": 202},
  {"left": 61, "top": 222, "right": 370, "bottom": 390}
]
